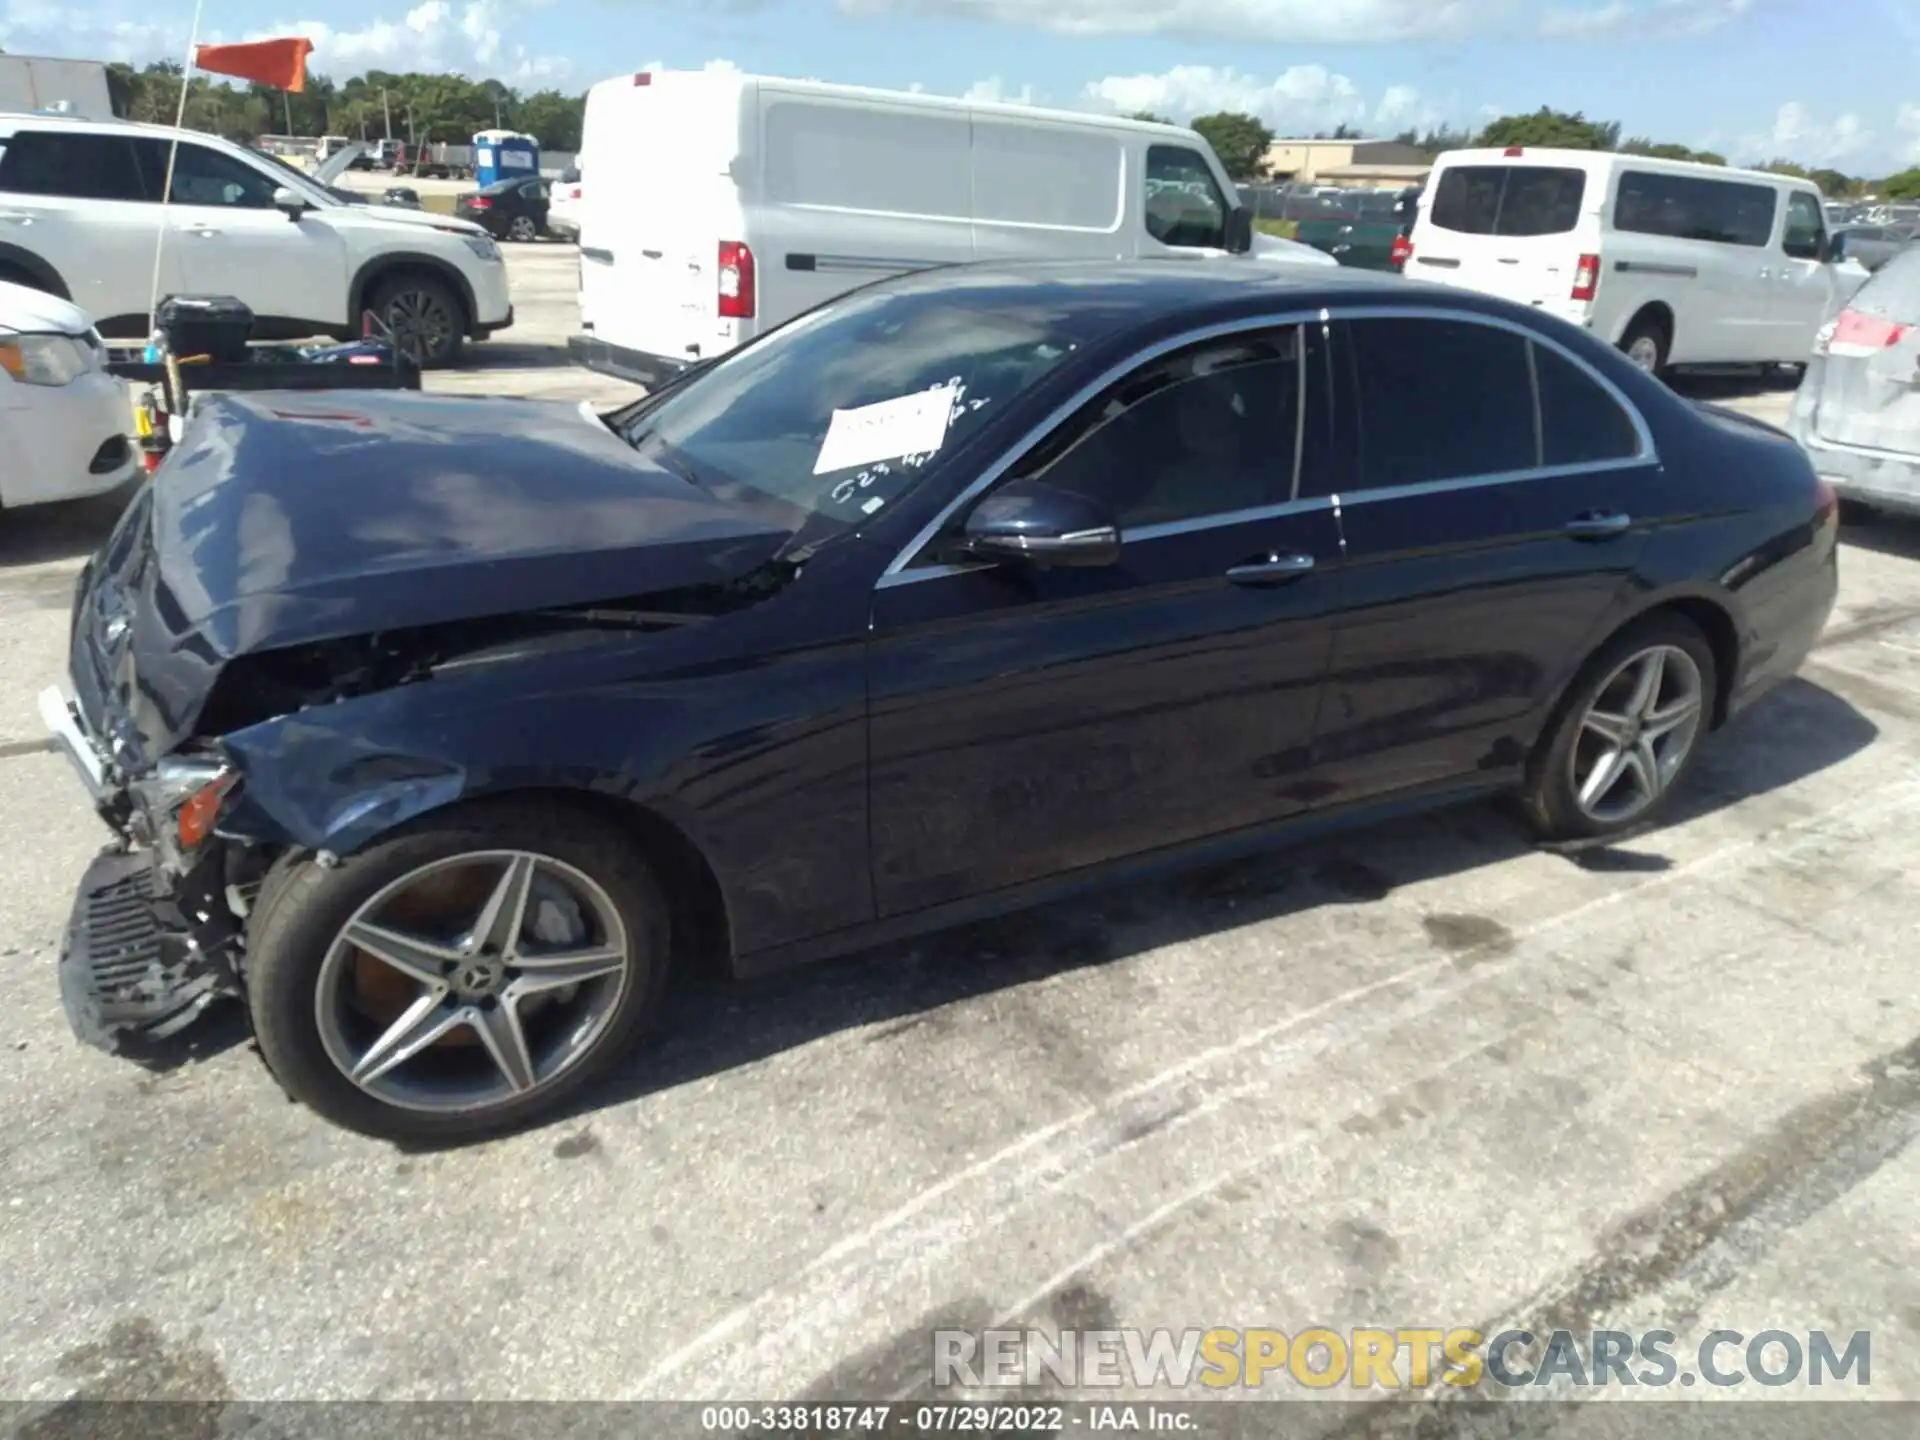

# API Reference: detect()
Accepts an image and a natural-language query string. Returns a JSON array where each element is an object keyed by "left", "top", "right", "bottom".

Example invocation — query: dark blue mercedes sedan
[{"left": 43, "top": 260, "right": 1838, "bottom": 1141}]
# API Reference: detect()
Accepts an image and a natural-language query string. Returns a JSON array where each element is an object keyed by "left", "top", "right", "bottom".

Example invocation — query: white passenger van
[
  {"left": 567, "top": 68, "right": 1332, "bottom": 385},
  {"left": 1404, "top": 147, "right": 1862, "bottom": 373}
]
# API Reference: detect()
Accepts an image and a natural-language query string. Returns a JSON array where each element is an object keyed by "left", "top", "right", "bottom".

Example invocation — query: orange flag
[{"left": 193, "top": 37, "right": 314, "bottom": 92}]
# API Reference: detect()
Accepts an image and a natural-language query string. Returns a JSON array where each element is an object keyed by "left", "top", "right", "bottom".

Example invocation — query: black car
[
  {"left": 454, "top": 177, "right": 548, "bottom": 242},
  {"left": 43, "top": 261, "right": 1839, "bottom": 1142}
]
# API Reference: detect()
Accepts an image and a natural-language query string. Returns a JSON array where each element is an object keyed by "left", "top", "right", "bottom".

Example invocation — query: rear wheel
[
  {"left": 369, "top": 274, "right": 466, "bottom": 368},
  {"left": 1619, "top": 315, "right": 1670, "bottom": 377},
  {"left": 246, "top": 798, "right": 674, "bottom": 1143},
  {"left": 507, "top": 215, "right": 539, "bottom": 242},
  {"left": 1521, "top": 614, "right": 1717, "bottom": 842}
]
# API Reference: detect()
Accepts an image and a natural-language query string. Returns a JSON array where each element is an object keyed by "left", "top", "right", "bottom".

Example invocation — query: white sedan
[{"left": 0, "top": 280, "right": 137, "bottom": 509}]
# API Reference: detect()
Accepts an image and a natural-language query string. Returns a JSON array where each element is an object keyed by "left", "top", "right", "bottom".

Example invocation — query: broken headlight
[{"left": 129, "top": 755, "right": 241, "bottom": 871}]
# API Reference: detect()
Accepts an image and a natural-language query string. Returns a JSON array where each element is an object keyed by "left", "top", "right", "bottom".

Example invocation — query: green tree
[
  {"left": 1809, "top": 167, "right": 1854, "bottom": 197},
  {"left": 1879, "top": 168, "right": 1920, "bottom": 200},
  {"left": 1474, "top": 107, "right": 1621, "bottom": 151},
  {"left": 1127, "top": 110, "right": 1173, "bottom": 125},
  {"left": 1759, "top": 158, "right": 1810, "bottom": 179},
  {"left": 1393, "top": 124, "right": 1474, "bottom": 155},
  {"left": 1190, "top": 110, "right": 1275, "bottom": 181},
  {"left": 515, "top": 89, "right": 586, "bottom": 150},
  {"left": 1618, "top": 138, "right": 1724, "bottom": 165}
]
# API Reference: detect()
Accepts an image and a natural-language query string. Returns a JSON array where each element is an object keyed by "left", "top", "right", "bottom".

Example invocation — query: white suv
[{"left": 0, "top": 113, "right": 513, "bottom": 366}]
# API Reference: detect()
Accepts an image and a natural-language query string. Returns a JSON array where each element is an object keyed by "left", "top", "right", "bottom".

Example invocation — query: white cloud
[
  {"left": 963, "top": 76, "right": 1040, "bottom": 105},
  {"left": 1742, "top": 101, "right": 1871, "bottom": 169},
  {"left": 0, "top": 0, "right": 571, "bottom": 82},
  {"left": 1896, "top": 105, "right": 1920, "bottom": 168},
  {"left": 1541, "top": 0, "right": 1750, "bottom": 38},
  {"left": 1082, "top": 64, "right": 1446, "bottom": 138},
  {"left": 275, "top": 1, "right": 570, "bottom": 84},
  {"left": 835, "top": 0, "right": 1752, "bottom": 43}
]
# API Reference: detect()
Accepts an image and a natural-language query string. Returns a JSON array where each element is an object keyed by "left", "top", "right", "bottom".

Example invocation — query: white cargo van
[
  {"left": 567, "top": 69, "right": 1332, "bottom": 385},
  {"left": 1404, "top": 146, "right": 1863, "bottom": 373}
]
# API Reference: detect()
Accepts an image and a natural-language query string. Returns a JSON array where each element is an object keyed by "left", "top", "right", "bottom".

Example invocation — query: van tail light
[
  {"left": 1503, "top": 146, "right": 1524, "bottom": 157},
  {"left": 1571, "top": 253, "right": 1600, "bottom": 302},
  {"left": 718, "top": 240, "right": 755, "bottom": 319},
  {"left": 633, "top": 71, "right": 652, "bottom": 85},
  {"left": 1389, "top": 234, "right": 1413, "bottom": 271},
  {"left": 1824, "top": 308, "right": 1909, "bottom": 357}
]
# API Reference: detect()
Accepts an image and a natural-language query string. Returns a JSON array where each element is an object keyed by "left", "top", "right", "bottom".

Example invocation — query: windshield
[{"left": 615, "top": 278, "right": 1091, "bottom": 536}]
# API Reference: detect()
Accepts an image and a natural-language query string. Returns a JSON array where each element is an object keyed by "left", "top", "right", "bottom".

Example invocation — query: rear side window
[
  {"left": 0, "top": 130, "right": 155, "bottom": 202},
  {"left": 1532, "top": 341, "right": 1640, "bottom": 466},
  {"left": 1613, "top": 171, "right": 1776, "bottom": 247},
  {"left": 973, "top": 122, "right": 1122, "bottom": 231},
  {"left": 763, "top": 99, "right": 970, "bottom": 219},
  {"left": 1429, "top": 165, "right": 1586, "bottom": 237},
  {"left": 1346, "top": 317, "right": 1537, "bottom": 488}
]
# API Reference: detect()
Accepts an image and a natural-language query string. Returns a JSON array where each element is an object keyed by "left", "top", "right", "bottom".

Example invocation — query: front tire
[
  {"left": 369, "top": 274, "right": 467, "bottom": 368},
  {"left": 1521, "top": 614, "right": 1717, "bottom": 842},
  {"left": 246, "top": 797, "right": 673, "bottom": 1143}
]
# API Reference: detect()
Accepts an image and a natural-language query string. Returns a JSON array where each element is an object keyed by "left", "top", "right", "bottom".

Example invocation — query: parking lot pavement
[{"left": 4, "top": 245, "right": 1918, "bottom": 1406}]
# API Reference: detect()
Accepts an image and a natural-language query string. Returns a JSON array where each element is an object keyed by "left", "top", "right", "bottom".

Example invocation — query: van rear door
[
  {"left": 578, "top": 72, "right": 750, "bottom": 371},
  {"left": 1412, "top": 159, "right": 1595, "bottom": 316}
]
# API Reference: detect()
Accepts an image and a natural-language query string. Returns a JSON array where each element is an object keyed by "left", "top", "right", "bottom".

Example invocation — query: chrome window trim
[{"left": 875, "top": 301, "right": 1659, "bottom": 586}]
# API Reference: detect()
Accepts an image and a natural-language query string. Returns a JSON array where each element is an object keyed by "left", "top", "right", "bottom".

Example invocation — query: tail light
[
  {"left": 1389, "top": 233, "right": 1412, "bottom": 271},
  {"left": 633, "top": 71, "right": 652, "bottom": 86},
  {"left": 1571, "top": 253, "right": 1599, "bottom": 302},
  {"left": 718, "top": 240, "right": 755, "bottom": 319},
  {"left": 467, "top": 196, "right": 492, "bottom": 209},
  {"left": 1503, "top": 146, "right": 1524, "bottom": 157},
  {"left": 1823, "top": 308, "right": 1909, "bottom": 357}
]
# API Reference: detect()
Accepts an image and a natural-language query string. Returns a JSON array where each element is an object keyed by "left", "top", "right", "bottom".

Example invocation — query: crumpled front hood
[
  {"left": 154, "top": 390, "right": 789, "bottom": 657},
  {"left": 70, "top": 391, "right": 790, "bottom": 767}
]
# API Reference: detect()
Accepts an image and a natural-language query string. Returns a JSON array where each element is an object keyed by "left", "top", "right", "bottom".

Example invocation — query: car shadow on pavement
[
  {"left": 458, "top": 342, "right": 571, "bottom": 371},
  {"left": 538, "top": 675, "right": 1877, "bottom": 1139},
  {"left": 1840, "top": 508, "right": 1920, "bottom": 562},
  {"left": 0, "top": 485, "right": 138, "bottom": 569},
  {"left": 1666, "top": 367, "right": 1803, "bottom": 401}
]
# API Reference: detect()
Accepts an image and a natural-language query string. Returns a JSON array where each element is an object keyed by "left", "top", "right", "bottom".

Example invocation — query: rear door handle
[
  {"left": 1564, "top": 512, "right": 1632, "bottom": 539},
  {"left": 1226, "top": 553, "right": 1316, "bottom": 585},
  {"left": 642, "top": 248, "right": 664, "bottom": 259},
  {"left": 186, "top": 226, "right": 221, "bottom": 237}
]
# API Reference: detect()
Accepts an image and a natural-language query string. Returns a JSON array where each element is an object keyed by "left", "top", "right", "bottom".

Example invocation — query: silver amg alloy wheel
[
  {"left": 1568, "top": 644, "right": 1706, "bottom": 826},
  {"left": 313, "top": 850, "right": 632, "bottom": 1115}
]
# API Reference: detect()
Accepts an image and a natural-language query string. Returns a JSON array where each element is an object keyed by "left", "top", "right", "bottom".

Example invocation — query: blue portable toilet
[{"left": 472, "top": 129, "right": 539, "bottom": 187}]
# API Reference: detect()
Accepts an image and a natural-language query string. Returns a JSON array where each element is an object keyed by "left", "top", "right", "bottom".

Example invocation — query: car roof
[{"left": 865, "top": 258, "right": 1520, "bottom": 335}]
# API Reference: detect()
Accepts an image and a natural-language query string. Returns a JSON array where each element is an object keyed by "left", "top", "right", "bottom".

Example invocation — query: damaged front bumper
[{"left": 41, "top": 686, "right": 246, "bottom": 1054}]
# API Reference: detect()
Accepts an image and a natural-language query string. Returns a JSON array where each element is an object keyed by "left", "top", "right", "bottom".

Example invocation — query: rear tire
[
  {"left": 369, "top": 274, "right": 467, "bottom": 368},
  {"left": 507, "top": 215, "right": 539, "bottom": 243},
  {"left": 246, "top": 797, "right": 674, "bottom": 1144},
  {"left": 1619, "top": 315, "right": 1670, "bottom": 377},
  {"left": 1520, "top": 613, "right": 1718, "bottom": 843}
]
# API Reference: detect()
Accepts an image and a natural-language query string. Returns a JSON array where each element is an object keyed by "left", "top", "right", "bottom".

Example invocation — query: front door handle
[
  {"left": 1565, "top": 512, "right": 1632, "bottom": 539},
  {"left": 186, "top": 226, "right": 221, "bottom": 237},
  {"left": 1226, "top": 552, "right": 1315, "bottom": 585},
  {"left": 0, "top": 211, "right": 30, "bottom": 224}
]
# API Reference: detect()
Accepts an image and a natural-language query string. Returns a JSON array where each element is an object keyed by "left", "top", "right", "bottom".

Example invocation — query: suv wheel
[{"left": 370, "top": 274, "right": 466, "bottom": 368}]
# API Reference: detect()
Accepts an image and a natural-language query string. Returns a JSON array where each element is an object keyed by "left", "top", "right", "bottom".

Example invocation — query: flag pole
[{"left": 148, "top": 0, "right": 209, "bottom": 332}]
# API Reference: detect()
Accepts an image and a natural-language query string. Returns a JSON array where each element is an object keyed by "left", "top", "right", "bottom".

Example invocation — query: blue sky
[{"left": 3, "top": 0, "right": 1917, "bottom": 173}]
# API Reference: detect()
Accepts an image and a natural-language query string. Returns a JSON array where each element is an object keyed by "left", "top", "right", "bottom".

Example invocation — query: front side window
[
  {"left": 1429, "top": 165, "right": 1586, "bottom": 237},
  {"left": 1782, "top": 192, "right": 1826, "bottom": 260},
  {"left": 1144, "top": 145, "right": 1228, "bottom": 250},
  {"left": 1019, "top": 329, "right": 1303, "bottom": 531},
  {"left": 0, "top": 130, "right": 152, "bottom": 202}
]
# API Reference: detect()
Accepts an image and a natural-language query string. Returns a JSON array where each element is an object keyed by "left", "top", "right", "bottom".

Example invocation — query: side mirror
[
  {"left": 962, "top": 478, "right": 1120, "bottom": 568},
  {"left": 1224, "top": 204, "right": 1255, "bottom": 255},
  {"left": 272, "top": 186, "right": 309, "bottom": 221}
]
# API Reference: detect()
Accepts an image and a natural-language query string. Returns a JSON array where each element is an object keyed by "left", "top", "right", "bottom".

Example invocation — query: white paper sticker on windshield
[{"left": 813, "top": 384, "right": 957, "bottom": 476}]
